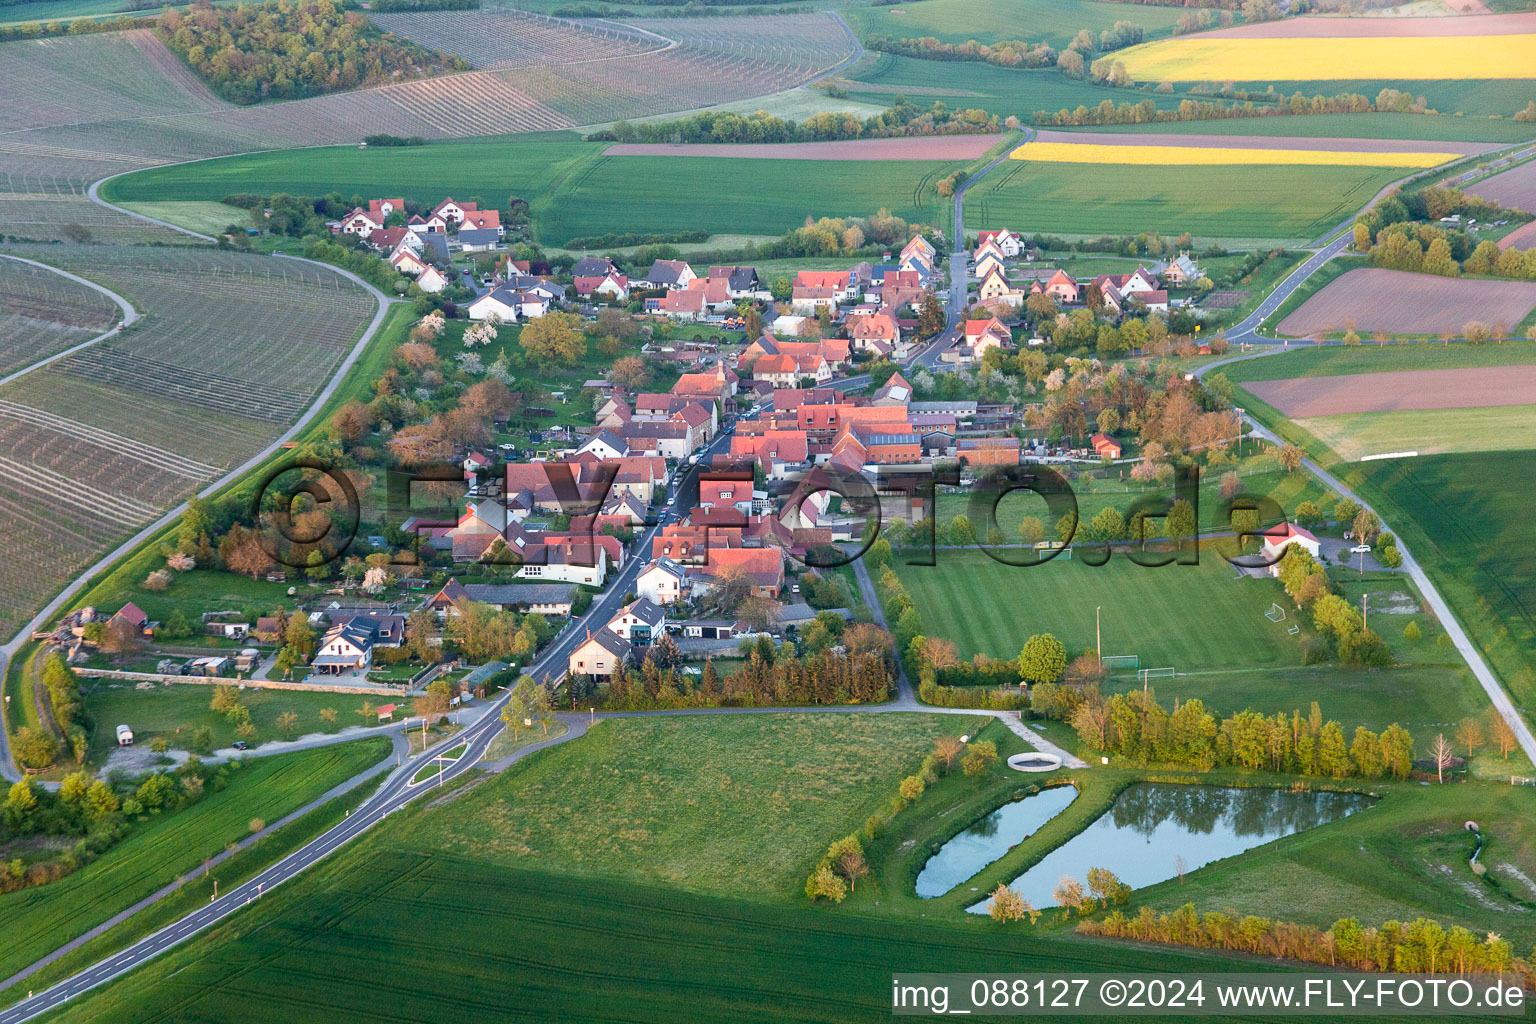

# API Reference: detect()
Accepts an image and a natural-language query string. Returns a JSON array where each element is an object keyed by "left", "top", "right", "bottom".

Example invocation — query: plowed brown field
[
  {"left": 1245, "top": 364, "right": 1536, "bottom": 415},
  {"left": 1277, "top": 268, "right": 1536, "bottom": 336}
]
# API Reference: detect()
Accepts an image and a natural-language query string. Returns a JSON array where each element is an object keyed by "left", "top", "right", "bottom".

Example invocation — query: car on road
[{"left": 232, "top": 740, "right": 249, "bottom": 750}]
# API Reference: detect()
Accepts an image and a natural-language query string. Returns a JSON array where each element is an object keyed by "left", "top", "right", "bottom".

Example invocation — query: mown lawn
[
  {"left": 0, "top": 739, "right": 388, "bottom": 984},
  {"left": 1295, "top": 405, "right": 1536, "bottom": 461},
  {"left": 964, "top": 160, "right": 1405, "bottom": 244},
  {"left": 411, "top": 713, "right": 989, "bottom": 898},
  {"left": 1221, "top": 341, "right": 1536, "bottom": 385},
  {"left": 898, "top": 549, "right": 1299, "bottom": 670}
]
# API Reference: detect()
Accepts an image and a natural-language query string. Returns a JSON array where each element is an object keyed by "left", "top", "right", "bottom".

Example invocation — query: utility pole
[
  {"left": 1095, "top": 605, "right": 1101, "bottom": 660},
  {"left": 1362, "top": 592, "right": 1368, "bottom": 633}
]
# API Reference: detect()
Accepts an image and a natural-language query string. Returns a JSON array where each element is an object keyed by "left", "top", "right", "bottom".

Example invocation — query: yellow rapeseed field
[
  {"left": 1112, "top": 34, "right": 1536, "bottom": 81},
  {"left": 1009, "top": 141, "right": 1459, "bottom": 168}
]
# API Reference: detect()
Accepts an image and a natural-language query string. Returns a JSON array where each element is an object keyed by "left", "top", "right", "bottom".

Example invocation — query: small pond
[
  {"left": 971, "top": 783, "right": 1373, "bottom": 912},
  {"left": 916, "top": 786, "right": 1078, "bottom": 898}
]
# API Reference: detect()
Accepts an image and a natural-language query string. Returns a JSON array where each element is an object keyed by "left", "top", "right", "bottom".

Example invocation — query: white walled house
[{"left": 637, "top": 559, "right": 687, "bottom": 606}]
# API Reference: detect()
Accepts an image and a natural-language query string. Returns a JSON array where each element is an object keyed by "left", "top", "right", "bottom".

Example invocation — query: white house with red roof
[
  {"left": 977, "top": 229, "right": 1022, "bottom": 257},
  {"left": 1260, "top": 523, "right": 1321, "bottom": 576}
]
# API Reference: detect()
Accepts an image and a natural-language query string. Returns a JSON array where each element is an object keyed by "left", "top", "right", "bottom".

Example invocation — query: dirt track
[
  {"left": 1196, "top": 11, "right": 1536, "bottom": 36},
  {"left": 1033, "top": 129, "right": 1500, "bottom": 155},
  {"left": 1468, "top": 160, "right": 1536, "bottom": 214},
  {"left": 604, "top": 134, "right": 1002, "bottom": 161},
  {"left": 1246, "top": 365, "right": 1536, "bottom": 416},
  {"left": 1277, "top": 268, "right": 1536, "bottom": 336}
]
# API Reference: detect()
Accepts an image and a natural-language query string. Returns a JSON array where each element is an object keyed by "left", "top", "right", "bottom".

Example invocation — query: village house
[
  {"left": 569, "top": 628, "right": 632, "bottom": 679},
  {"left": 312, "top": 620, "right": 376, "bottom": 675},
  {"left": 576, "top": 270, "right": 630, "bottom": 300},
  {"left": 457, "top": 228, "right": 502, "bottom": 253},
  {"left": 1090, "top": 432, "right": 1123, "bottom": 459},
  {"left": 1160, "top": 252, "right": 1202, "bottom": 287},
  {"left": 1261, "top": 523, "right": 1321, "bottom": 576},
  {"left": 646, "top": 259, "right": 697, "bottom": 291},
  {"left": 638, "top": 559, "right": 688, "bottom": 606},
  {"left": 977, "top": 229, "right": 1022, "bottom": 258},
  {"left": 708, "top": 265, "right": 763, "bottom": 300},
  {"left": 1044, "top": 269, "right": 1080, "bottom": 304},
  {"left": 427, "top": 579, "right": 576, "bottom": 617},
  {"left": 605, "top": 598, "right": 666, "bottom": 644},
  {"left": 467, "top": 286, "right": 548, "bottom": 322},
  {"left": 845, "top": 311, "right": 901, "bottom": 357}
]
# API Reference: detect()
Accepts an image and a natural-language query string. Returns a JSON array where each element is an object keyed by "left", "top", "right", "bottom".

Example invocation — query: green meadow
[
  {"left": 0, "top": 740, "right": 387, "bottom": 984},
  {"left": 101, "top": 134, "right": 952, "bottom": 245},
  {"left": 1066, "top": 113, "right": 1536, "bottom": 144},
  {"left": 964, "top": 159, "right": 1406, "bottom": 244},
  {"left": 845, "top": 0, "right": 1188, "bottom": 50}
]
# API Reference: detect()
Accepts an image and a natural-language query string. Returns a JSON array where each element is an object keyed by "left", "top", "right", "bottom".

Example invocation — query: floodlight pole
[{"left": 1096, "top": 605, "right": 1101, "bottom": 661}]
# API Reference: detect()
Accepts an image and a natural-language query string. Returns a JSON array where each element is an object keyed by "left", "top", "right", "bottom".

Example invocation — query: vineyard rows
[
  {"left": 0, "top": 450, "right": 157, "bottom": 527},
  {"left": 621, "top": 13, "right": 853, "bottom": 67},
  {"left": 0, "top": 414, "right": 196, "bottom": 514},
  {"left": 0, "top": 259, "right": 120, "bottom": 375},
  {"left": 370, "top": 7, "right": 661, "bottom": 71},
  {"left": 0, "top": 31, "right": 226, "bottom": 134},
  {"left": 0, "top": 479, "right": 105, "bottom": 640},
  {"left": 0, "top": 398, "right": 219, "bottom": 480},
  {"left": 1, "top": 369, "right": 276, "bottom": 468}
]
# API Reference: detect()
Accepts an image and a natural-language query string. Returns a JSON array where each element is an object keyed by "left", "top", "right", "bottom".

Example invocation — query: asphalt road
[{"left": 0, "top": 424, "right": 739, "bottom": 1023}]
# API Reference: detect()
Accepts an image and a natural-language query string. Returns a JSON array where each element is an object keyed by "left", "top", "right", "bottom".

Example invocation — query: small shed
[
  {"left": 115, "top": 724, "right": 134, "bottom": 746},
  {"left": 376, "top": 703, "right": 398, "bottom": 722}
]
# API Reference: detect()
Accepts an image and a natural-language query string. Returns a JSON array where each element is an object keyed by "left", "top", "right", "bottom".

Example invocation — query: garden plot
[{"left": 0, "top": 258, "right": 119, "bottom": 375}]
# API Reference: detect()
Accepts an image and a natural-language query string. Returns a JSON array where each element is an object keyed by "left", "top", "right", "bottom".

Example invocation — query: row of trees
[
  {"left": 989, "top": 866, "right": 1132, "bottom": 924},
  {"left": 1034, "top": 682, "right": 1415, "bottom": 779},
  {"left": 1080, "top": 904, "right": 1533, "bottom": 984},
  {"left": 1034, "top": 88, "right": 1405, "bottom": 128},
  {"left": 598, "top": 100, "right": 1001, "bottom": 145},
  {"left": 806, "top": 734, "right": 1000, "bottom": 902},
  {"left": 1274, "top": 544, "right": 1393, "bottom": 667}
]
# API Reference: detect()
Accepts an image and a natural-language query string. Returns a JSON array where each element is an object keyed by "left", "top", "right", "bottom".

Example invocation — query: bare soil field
[
  {"left": 1277, "top": 268, "right": 1536, "bottom": 336},
  {"left": 604, "top": 134, "right": 1002, "bottom": 160},
  {"left": 1195, "top": 11, "right": 1536, "bottom": 36},
  {"left": 1468, "top": 160, "right": 1536, "bottom": 213},
  {"left": 1499, "top": 220, "right": 1536, "bottom": 250},
  {"left": 1034, "top": 129, "right": 1501, "bottom": 155},
  {"left": 1246, "top": 364, "right": 1536, "bottom": 416}
]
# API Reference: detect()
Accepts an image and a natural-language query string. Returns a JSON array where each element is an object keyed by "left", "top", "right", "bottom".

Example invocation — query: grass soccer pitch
[
  {"left": 1114, "top": 35, "right": 1536, "bottom": 82},
  {"left": 1009, "top": 141, "right": 1461, "bottom": 168}
]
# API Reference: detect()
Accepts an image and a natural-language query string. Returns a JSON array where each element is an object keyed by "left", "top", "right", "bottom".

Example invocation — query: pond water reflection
[
  {"left": 971, "top": 783, "right": 1373, "bottom": 912},
  {"left": 915, "top": 786, "right": 1078, "bottom": 898}
]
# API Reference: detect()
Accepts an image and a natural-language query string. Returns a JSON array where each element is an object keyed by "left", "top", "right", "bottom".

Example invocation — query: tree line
[
  {"left": 1034, "top": 89, "right": 1411, "bottom": 128},
  {"left": 157, "top": 0, "right": 468, "bottom": 105},
  {"left": 1354, "top": 185, "right": 1536, "bottom": 284},
  {"left": 868, "top": 21, "right": 1144, "bottom": 82},
  {"left": 591, "top": 100, "right": 1001, "bottom": 145},
  {"left": 1032, "top": 682, "right": 1415, "bottom": 779},
  {"left": 1080, "top": 905, "right": 1533, "bottom": 985},
  {"left": 572, "top": 634, "right": 895, "bottom": 712}
]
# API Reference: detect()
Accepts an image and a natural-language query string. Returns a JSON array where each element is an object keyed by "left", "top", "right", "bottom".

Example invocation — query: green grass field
[
  {"left": 100, "top": 134, "right": 952, "bottom": 245},
  {"left": 840, "top": 53, "right": 1186, "bottom": 121},
  {"left": 81, "top": 681, "right": 394, "bottom": 761},
  {"left": 409, "top": 713, "right": 988, "bottom": 898},
  {"left": 964, "top": 160, "right": 1404, "bottom": 244},
  {"left": 845, "top": 0, "right": 1188, "bottom": 50},
  {"left": 0, "top": 740, "right": 387, "bottom": 984},
  {"left": 1062, "top": 113, "right": 1536, "bottom": 144},
  {"left": 1220, "top": 342, "right": 1536, "bottom": 385},
  {"left": 899, "top": 550, "right": 1299, "bottom": 669},
  {"left": 1295, "top": 406, "right": 1536, "bottom": 461},
  {"left": 1228, "top": 80, "right": 1536, "bottom": 120}
]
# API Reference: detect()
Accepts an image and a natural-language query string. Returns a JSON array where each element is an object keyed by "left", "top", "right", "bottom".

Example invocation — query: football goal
[
  {"left": 1102, "top": 654, "right": 1139, "bottom": 671},
  {"left": 1265, "top": 603, "right": 1286, "bottom": 623},
  {"left": 1139, "top": 666, "right": 1176, "bottom": 684},
  {"left": 1034, "top": 541, "right": 1071, "bottom": 560}
]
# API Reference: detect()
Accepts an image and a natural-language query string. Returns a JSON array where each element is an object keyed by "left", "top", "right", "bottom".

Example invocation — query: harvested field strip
[
  {"left": 1500, "top": 221, "right": 1536, "bottom": 251},
  {"left": 1468, "top": 159, "right": 1536, "bottom": 213},
  {"left": 1244, "top": 365, "right": 1536, "bottom": 416},
  {"left": 0, "top": 452, "right": 156, "bottom": 527},
  {"left": 605, "top": 135, "right": 1000, "bottom": 160},
  {"left": 1295, "top": 405, "right": 1536, "bottom": 461},
  {"left": 1194, "top": 12, "right": 1536, "bottom": 37},
  {"left": 1276, "top": 267, "right": 1536, "bottom": 336},
  {"left": 1114, "top": 35, "right": 1536, "bottom": 81},
  {"left": 1031, "top": 129, "right": 1502, "bottom": 156},
  {"left": 0, "top": 398, "right": 217, "bottom": 479},
  {"left": 1010, "top": 141, "right": 1458, "bottom": 167}
]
